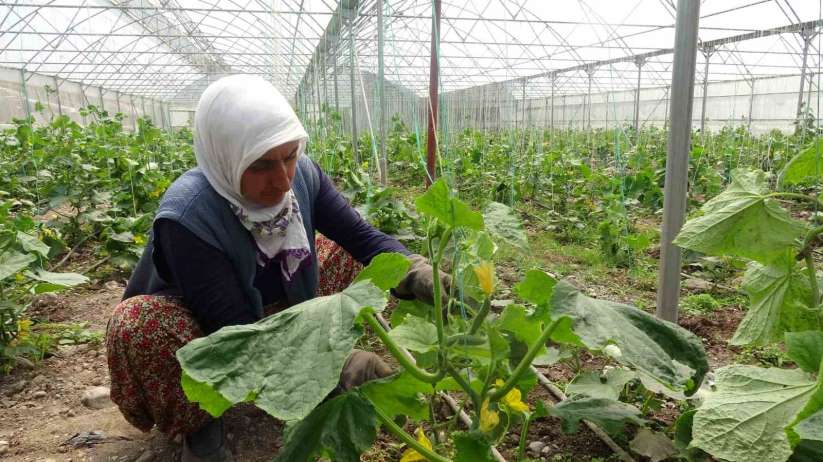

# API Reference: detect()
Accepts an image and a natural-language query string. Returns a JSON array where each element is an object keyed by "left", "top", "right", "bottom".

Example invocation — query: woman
[{"left": 105, "top": 75, "right": 442, "bottom": 462}]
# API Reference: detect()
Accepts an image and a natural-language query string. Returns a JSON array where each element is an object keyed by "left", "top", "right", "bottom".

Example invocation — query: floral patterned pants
[{"left": 105, "top": 234, "right": 363, "bottom": 436}]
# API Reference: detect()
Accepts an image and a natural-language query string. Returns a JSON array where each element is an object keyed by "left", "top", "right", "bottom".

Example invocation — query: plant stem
[
  {"left": 430, "top": 227, "right": 453, "bottom": 369},
  {"left": 446, "top": 363, "right": 481, "bottom": 413},
  {"left": 372, "top": 400, "right": 452, "bottom": 462},
  {"left": 769, "top": 192, "right": 823, "bottom": 208},
  {"left": 516, "top": 415, "right": 532, "bottom": 460},
  {"left": 363, "top": 312, "right": 443, "bottom": 383},
  {"left": 490, "top": 317, "right": 564, "bottom": 402},
  {"left": 805, "top": 254, "right": 820, "bottom": 307},
  {"left": 468, "top": 298, "right": 490, "bottom": 335}
]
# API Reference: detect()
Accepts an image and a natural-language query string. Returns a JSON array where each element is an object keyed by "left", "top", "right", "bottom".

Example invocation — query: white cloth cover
[{"left": 193, "top": 74, "right": 311, "bottom": 279}]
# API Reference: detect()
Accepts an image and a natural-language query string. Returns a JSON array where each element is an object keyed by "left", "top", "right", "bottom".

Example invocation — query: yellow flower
[
  {"left": 473, "top": 261, "right": 494, "bottom": 297},
  {"left": 399, "top": 427, "right": 433, "bottom": 462},
  {"left": 479, "top": 398, "right": 500, "bottom": 432},
  {"left": 495, "top": 379, "right": 530, "bottom": 414},
  {"left": 16, "top": 319, "right": 33, "bottom": 342},
  {"left": 133, "top": 234, "right": 146, "bottom": 246},
  {"left": 148, "top": 186, "right": 164, "bottom": 198}
]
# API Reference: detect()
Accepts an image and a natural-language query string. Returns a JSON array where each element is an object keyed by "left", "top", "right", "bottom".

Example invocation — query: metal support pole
[
  {"left": 481, "top": 86, "right": 487, "bottom": 132},
  {"left": 663, "top": 86, "right": 670, "bottom": 131},
  {"left": 562, "top": 94, "right": 566, "bottom": 130},
  {"left": 53, "top": 76, "right": 62, "bottom": 117},
  {"left": 98, "top": 86, "right": 105, "bottom": 113},
  {"left": 699, "top": 46, "right": 714, "bottom": 137},
  {"left": 796, "top": 28, "right": 817, "bottom": 118},
  {"left": 521, "top": 79, "right": 526, "bottom": 130},
  {"left": 348, "top": 11, "right": 359, "bottom": 163},
  {"left": 115, "top": 90, "right": 121, "bottom": 116},
  {"left": 550, "top": 74, "right": 555, "bottom": 133},
  {"left": 586, "top": 66, "right": 594, "bottom": 130},
  {"left": 333, "top": 51, "right": 340, "bottom": 116},
  {"left": 634, "top": 57, "right": 646, "bottom": 134},
  {"left": 377, "top": 0, "right": 387, "bottom": 185},
  {"left": 747, "top": 78, "right": 755, "bottom": 131},
  {"left": 425, "top": 0, "right": 442, "bottom": 186},
  {"left": 656, "top": 0, "right": 701, "bottom": 323},
  {"left": 19, "top": 68, "right": 31, "bottom": 120},
  {"left": 129, "top": 95, "right": 136, "bottom": 130}
]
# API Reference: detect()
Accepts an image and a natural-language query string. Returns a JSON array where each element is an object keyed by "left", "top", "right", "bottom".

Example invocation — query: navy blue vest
[{"left": 123, "top": 156, "right": 320, "bottom": 319}]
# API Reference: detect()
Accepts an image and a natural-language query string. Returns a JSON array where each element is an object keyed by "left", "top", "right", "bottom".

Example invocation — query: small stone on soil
[
  {"left": 5, "top": 379, "right": 27, "bottom": 395},
  {"left": 81, "top": 386, "right": 112, "bottom": 409},
  {"left": 528, "top": 441, "right": 546, "bottom": 454},
  {"left": 0, "top": 440, "right": 8, "bottom": 455},
  {"left": 32, "top": 390, "right": 47, "bottom": 399}
]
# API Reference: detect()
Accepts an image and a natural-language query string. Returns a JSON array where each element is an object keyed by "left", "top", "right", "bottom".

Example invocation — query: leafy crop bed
[{"left": 1, "top": 104, "right": 822, "bottom": 461}]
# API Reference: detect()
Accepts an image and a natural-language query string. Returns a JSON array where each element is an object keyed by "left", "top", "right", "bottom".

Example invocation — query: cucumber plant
[
  {"left": 674, "top": 138, "right": 823, "bottom": 462},
  {"left": 177, "top": 179, "right": 709, "bottom": 462}
]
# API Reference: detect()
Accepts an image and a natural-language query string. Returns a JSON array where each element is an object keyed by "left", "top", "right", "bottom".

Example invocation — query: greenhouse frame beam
[
  {"left": 634, "top": 57, "right": 646, "bottom": 133},
  {"left": 657, "top": 0, "right": 701, "bottom": 324},
  {"left": 295, "top": 0, "right": 360, "bottom": 103},
  {"left": 699, "top": 45, "right": 714, "bottom": 136},
  {"left": 796, "top": 26, "right": 819, "bottom": 117},
  {"left": 107, "top": 0, "right": 232, "bottom": 75},
  {"left": 426, "top": 0, "right": 441, "bottom": 186},
  {"left": 504, "top": 18, "right": 823, "bottom": 90}
]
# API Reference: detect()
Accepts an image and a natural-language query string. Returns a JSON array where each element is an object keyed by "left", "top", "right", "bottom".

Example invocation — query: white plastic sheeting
[{"left": 0, "top": 0, "right": 820, "bottom": 133}]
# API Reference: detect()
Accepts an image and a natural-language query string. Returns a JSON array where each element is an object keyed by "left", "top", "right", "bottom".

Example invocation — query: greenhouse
[{"left": 1, "top": 1, "right": 822, "bottom": 461}]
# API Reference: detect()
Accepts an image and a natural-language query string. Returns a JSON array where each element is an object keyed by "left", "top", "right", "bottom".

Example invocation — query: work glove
[
  {"left": 392, "top": 254, "right": 451, "bottom": 306},
  {"left": 339, "top": 349, "right": 393, "bottom": 391}
]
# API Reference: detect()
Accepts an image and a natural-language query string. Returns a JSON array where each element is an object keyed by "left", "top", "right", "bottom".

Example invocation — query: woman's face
[{"left": 240, "top": 140, "right": 300, "bottom": 207}]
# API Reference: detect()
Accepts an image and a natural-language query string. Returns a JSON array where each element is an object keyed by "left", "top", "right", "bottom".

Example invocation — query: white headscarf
[{"left": 194, "top": 75, "right": 311, "bottom": 280}]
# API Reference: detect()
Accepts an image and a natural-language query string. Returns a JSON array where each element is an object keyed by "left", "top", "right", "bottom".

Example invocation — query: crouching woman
[{"left": 105, "top": 75, "right": 442, "bottom": 461}]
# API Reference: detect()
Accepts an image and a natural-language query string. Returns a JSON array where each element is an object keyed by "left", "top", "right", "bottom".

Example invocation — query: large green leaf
[
  {"left": 780, "top": 138, "right": 823, "bottom": 186},
  {"left": 483, "top": 201, "right": 529, "bottom": 251},
  {"left": 787, "top": 361, "right": 823, "bottom": 447},
  {"left": 549, "top": 396, "right": 645, "bottom": 435},
  {"left": 453, "top": 431, "right": 496, "bottom": 462},
  {"left": 731, "top": 255, "right": 814, "bottom": 346},
  {"left": 497, "top": 304, "right": 547, "bottom": 357},
  {"left": 551, "top": 281, "right": 708, "bottom": 395},
  {"left": 0, "top": 250, "right": 36, "bottom": 281},
  {"left": 674, "top": 169, "right": 805, "bottom": 264},
  {"left": 692, "top": 365, "right": 819, "bottom": 462},
  {"left": 415, "top": 179, "right": 484, "bottom": 230},
  {"left": 24, "top": 269, "right": 89, "bottom": 287},
  {"left": 565, "top": 367, "right": 637, "bottom": 401},
  {"left": 786, "top": 331, "right": 823, "bottom": 374},
  {"left": 387, "top": 315, "right": 438, "bottom": 353},
  {"left": 273, "top": 392, "right": 378, "bottom": 462},
  {"left": 353, "top": 252, "right": 410, "bottom": 290},
  {"left": 360, "top": 371, "right": 432, "bottom": 421},
  {"left": 17, "top": 231, "right": 50, "bottom": 256},
  {"left": 789, "top": 409, "right": 823, "bottom": 461},
  {"left": 176, "top": 281, "right": 386, "bottom": 421},
  {"left": 513, "top": 269, "right": 556, "bottom": 307}
]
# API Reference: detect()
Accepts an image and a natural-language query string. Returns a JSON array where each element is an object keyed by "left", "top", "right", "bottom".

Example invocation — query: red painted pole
[{"left": 425, "top": 0, "right": 441, "bottom": 186}]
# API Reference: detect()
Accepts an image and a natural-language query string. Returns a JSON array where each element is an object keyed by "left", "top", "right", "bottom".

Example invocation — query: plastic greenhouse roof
[{"left": 0, "top": 0, "right": 820, "bottom": 105}]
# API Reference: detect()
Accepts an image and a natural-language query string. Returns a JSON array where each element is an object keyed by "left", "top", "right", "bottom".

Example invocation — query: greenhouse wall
[
  {"left": 0, "top": 66, "right": 170, "bottom": 131},
  {"left": 441, "top": 73, "right": 821, "bottom": 135}
]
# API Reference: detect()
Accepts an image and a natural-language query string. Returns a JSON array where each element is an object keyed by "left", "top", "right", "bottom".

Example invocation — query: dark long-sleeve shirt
[{"left": 152, "top": 160, "right": 408, "bottom": 334}]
